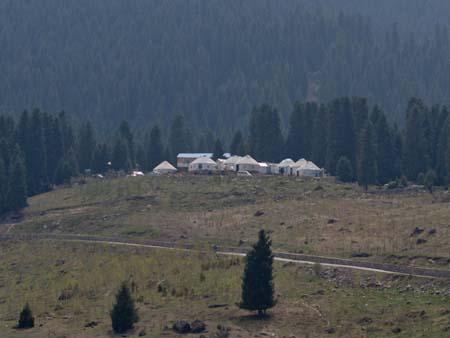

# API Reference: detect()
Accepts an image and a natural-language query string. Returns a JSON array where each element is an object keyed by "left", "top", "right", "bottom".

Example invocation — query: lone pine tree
[
  {"left": 17, "top": 303, "right": 34, "bottom": 329},
  {"left": 110, "top": 282, "right": 139, "bottom": 333},
  {"left": 239, "top": 229, "right": 276, "bottom": 316}
]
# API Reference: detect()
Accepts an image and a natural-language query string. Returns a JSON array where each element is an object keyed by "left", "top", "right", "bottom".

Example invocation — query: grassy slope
[
  {"left": 1, "top": 240, "right": 449, "bottom": 337},
  {"left": 13, "top": 175, "right": 450, "bottom": 266}
]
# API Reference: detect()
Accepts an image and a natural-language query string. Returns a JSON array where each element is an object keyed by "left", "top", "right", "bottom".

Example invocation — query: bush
[
  {"left": 17, "top": 303, "right": 34, "bottom": 329},
  {"left": 336, "top": 156, "right": 353, "bottom": 182},
  {"left": 110, "top": 282, "right": 139, "bottom": 333}
]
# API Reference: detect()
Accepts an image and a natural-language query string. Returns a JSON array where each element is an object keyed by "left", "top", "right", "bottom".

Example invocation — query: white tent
[
  {"left": 293, "top": 160, "right": 323, "bottom": 177},
  {"left": 188, "top": 156, "right": 218, "bottom": 173},
  {"left": 278, "top": 158, "right": 295, "bottom": 175},
  {"left": 223, "top": 155, "right": 242, "bottom": 171},
  {"left": 236, "top": 155, "right": 260, "bottom": 173},
  {"left": 258, "top": 162, "right": 270, "bottom": 174},
  {"left": 153, "top": 161, "right": 177, "bottom": 174}
]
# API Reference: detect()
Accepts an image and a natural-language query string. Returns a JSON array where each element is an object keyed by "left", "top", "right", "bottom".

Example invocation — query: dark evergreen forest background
[
  {"left": 1, "top": 0, "right": 450, "bottom": 138},
  {"left": 2, "top": 1, "right": 450, "bottom": 214}
]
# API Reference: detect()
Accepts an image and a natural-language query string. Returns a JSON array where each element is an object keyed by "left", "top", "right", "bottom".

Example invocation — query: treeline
[
  {"left": 246, "top": 97, "right": 449, "bottom": 189},
  {"left": 2, "top": 1, "right": 450, "bottom": 136},
  {"left": 1, "top": 96, "right": 449, "bottom": 215}
]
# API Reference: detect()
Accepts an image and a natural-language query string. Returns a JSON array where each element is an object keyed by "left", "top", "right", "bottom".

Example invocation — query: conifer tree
[
  {"left": 249, "top": 104, "right": 283, "bottom": 162},
  {"left": 336, "top": 156, "right": 353, "bottom": 182},
  {"left": 286, "top": 102, "right": 310, "bottom": 160},
  {"left": 169, "top": 115, "right": 189, "bottom": 162},
  {"left": 147, "top": 125, "right": 164, "bottom": 170},
  {"left": 239, "top": 229, "right": 276, "bottom": 317},
  {"left": 358, "top": 121, "right": 377, "bottom": 191},
  {"left": 230, "top": 130, "right": 246, "bottom": 156},
  {"left": 110, "top": 282, "right": 138, "bottom": 333},
  {"left": 54, "top": 156, "right": 78, "bottom": 185},
  {"left": 135, "top": 144, "right": 146, "bottom": 170},
  {"left": 424, "top": 169, "right": 436, "bottom": 194},
  {"left": 374, "top": 111, "right": 394, "bottom": 184},
  {"left": 92, "top": 143, "right": 110, "bottom": 174},
  {"left": 7, "top": 151, "right": 27, "bottom": 210},
  {"left": 311, "top": 104, "right": 328, "bottom": 167},
  {"left": 17, "top": 303, "right": 34, "bottom": 329},
  {"left": 404, "top": 98, "right": 427, "bottom": 180},
  {"left": 77, "top": 121, "right": 96, "bottom": 172},
  {"left": 44, "top": 116, "right": 64, "bottom": 183},
  {"left": 213, "top": 138, "right": 224, "bottom": 159},
  {"left": 25, "top": 110, "right": 48, "bottom": 195},
  {"left": 0, "top": 158, "right": 6, "bottom": 213},
  {"left": 112, "top": 137, "right": 131, "bottom": 171},
  {"left": 326, "top": 97, "right": 356, "bottom": 175},
  {"left": 119, "top": 121, "right": 135, "bottom": 167}
]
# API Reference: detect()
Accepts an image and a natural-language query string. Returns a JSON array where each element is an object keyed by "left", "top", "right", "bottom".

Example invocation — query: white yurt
[
  {"left": 153, "top": 161, "right": 178, "bottom": 174},
  {"left": 236, "top": 155, "right": 260, "bottom": 173},
  {"left": 258, "top": 162, "right": 270, "bottom": 174},
  {"left": 294, "top": 160, "right": 323, "bottom": 177},
  {"left": 223, "top": 155, "right": 242, "bottom": 171},
  {"left": 188, "top": 157, "right": 218, "bottom": 173},
  {"left": 278, "top": 158, "right": 295, "bottom": 175}
]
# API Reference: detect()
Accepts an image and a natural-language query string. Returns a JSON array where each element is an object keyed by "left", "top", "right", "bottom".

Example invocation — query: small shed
[
  {"left": 188, "top": 157, "right": 218, "bottom": 173},
  {"left": 153, "top": 161, "right": 178, "bottom": 174},
  {"left": 177, "top": 153, "right": 213, "bottom": 169},
  {"left": 236, "top": 155, "right": 260, "bottom": 173}
]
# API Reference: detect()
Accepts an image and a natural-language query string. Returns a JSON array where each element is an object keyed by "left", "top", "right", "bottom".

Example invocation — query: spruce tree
[
  {"left": 336, "top": 156, "right": 353, "bottom": 182},
  {"left": 404, "top": 98, "right": 428, "bottom": 180},
  {"left": 374, "top": 111, "right": 395, "bottom": 184},
  {"left": 169, "top": 115, "right": 189, "bottom": 162},
  {"left": 7, "top": 151, "right": 27, "bottom": 210},
  {"left": 77, "top": 121, "right": 96, "bottom": 172},
  {"left": 147, "top": 125, "right": 164, "bottom": 170},
  {"left": 17, "top": 303, "right": 34, "bottom": 329},
  {"left": 358, "top": 121, "right": 377, "bottom": 191},
  {"left": 92, "top": 143, "right": 110, "bottom": 174},
  {"left": 311, "top": 104, "right": 328, "bottom": 167},
  {"left": 424, "top": 169, "right": 436, "bottom": 194},
  {"left": 326, "top": 97, "right": 356, "bottom": 175},
  {"left": 230, "top": 130, "right": 246, "bottom": 156},
  {"left": 44, "top": 116, "right": 64, "bottom": 183},
  {"left": 110, "top": 282, "right": 139, "bottom": 333},
  {"left": 213, "top": 138, "right": 224, "bottom": 159},
  {"left": 239, "top": 229, "right": 276, "bottom": 316},
  {"left": 286, "top": 102, "right": 307, "bottom": 160},
  {"left": 112, "top": 137, "right": 131, "bottom": 171},
  {"left": 0, "top": 158, "right": 6, "bottom": 213},
  {"left": 119, "top": 121, "right": 135, "bottom": 167},
  {"left": 25, "top": 110, "right": 49, "bottom": 195},
  {"left": 249, "top": 104, "right": 283, "bottom": 162}
]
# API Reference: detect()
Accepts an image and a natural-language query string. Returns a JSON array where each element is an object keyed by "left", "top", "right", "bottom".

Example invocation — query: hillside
[
  {"left": 9, "top": 175, "right": 450, "bottom": 268},
  {"left": 1, "top": 1, "right": 450, "bottom": 135},
  {"left": 2, "top": 176, "right": 450, "bottom": 337}
]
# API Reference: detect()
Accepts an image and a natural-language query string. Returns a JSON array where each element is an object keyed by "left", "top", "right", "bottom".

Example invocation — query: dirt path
[{"left": 1, "top": 233, "right": 450, "bottom": 279}]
